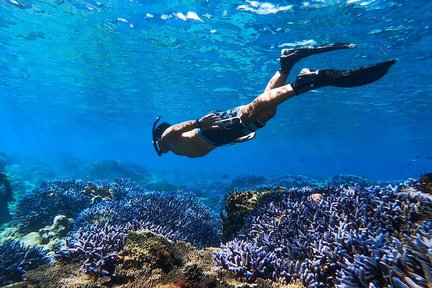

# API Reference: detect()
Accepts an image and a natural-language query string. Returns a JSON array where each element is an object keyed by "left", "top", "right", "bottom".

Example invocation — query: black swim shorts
[{"left": 197, "top": 106, "right": 265, "bottom": 146}]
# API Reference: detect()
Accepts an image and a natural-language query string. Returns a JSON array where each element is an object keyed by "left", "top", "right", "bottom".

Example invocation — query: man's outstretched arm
[{"left": 164, "top": 113, "right": 219, "bottom": 138}]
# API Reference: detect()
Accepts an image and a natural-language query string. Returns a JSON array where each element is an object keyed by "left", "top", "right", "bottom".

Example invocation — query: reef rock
[
  {"left": 120, "top": 230, "right": 182, "bottom": 272},
  {"left": 414, "top": 173, "right": 432, "bottom": 195},
  {"left": 39, "top": 215, "right": 74, "bottom": 248},
  {"left": 20, "top": 232, "right": 42, "bottom": 247},
  {"left": 27, "top": 230, "right": 232, "bottom": 287},
  {"left": 221, "top": 188, "right": 285, "bottom": 241}
]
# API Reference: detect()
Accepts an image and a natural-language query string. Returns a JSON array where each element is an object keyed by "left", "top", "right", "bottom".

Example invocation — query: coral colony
[
  {"left": 213, "top": 180, "right": 432, "bottom": 287},
  {"left": 1, "top": 175, "right": 432, "bottom": 287},
  {"left": 0, "top": 239, "right": 49, "bottom": 286}
]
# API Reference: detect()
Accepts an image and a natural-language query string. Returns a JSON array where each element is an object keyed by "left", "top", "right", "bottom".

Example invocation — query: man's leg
[
  {"left": 264, "top": 43, "right": 356, "bottom": 92},
  {"left": 241, "top": 59, "right": 396, "bottom": 125},
  {"left": 264, "top": 71, "right": 288, "bottom": 92},
  {"left": 256, "top": 44, "right": 357, "bottom": 121},
  {"left": 240, "top": 83, "right": 296, "bottom": 125}
]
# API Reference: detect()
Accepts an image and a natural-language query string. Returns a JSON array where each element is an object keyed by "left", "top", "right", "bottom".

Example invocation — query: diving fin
[
  {"left": 280, "top": 43, "right": 357, "bottom": 74},
  {"left": 291, "top": 59, "right": 396, "bottom": 95}
]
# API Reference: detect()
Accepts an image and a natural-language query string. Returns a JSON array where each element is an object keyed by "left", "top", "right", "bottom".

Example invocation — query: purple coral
[
  {"left": 214, "top": 181, "right": 432, "bottom": 287},
  {"left": 56, "top": 220, "right": 181, "bottom": 275},
  {"left": 56, "top": 192, "right": 219, "bottom": 276},
  {"left": 56, "top": 223, "right": 128, "bottom": 275},
  {"left": 0, "top": 240, "right": 50, "bottom": 286},
  {"left": 13, "top": 180, "right": 95, "bottom": 232},
  {"left": 12, "top": 178, "right": 149, "bottom": 233},
  {"left": 75, "top": 192, "right": 220, "bottom": 248}
]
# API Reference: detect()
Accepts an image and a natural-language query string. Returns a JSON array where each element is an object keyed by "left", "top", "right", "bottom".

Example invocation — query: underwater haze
[{"left": 1, "top": 0, "right": 431, "bottom": 182}]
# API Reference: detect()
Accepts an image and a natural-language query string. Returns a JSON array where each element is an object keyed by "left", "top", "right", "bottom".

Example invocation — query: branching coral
[
  {"left": 214, "top": 181, "right": 432, "bottom": 287},
  {"left": 0, "top": 239, "right": 50, "bottom": 286},
  {"left": 13, "top": 180, "right": 94, "bottom": 232},
  {"left": 75, "top": 192, "right": 220, "bottom": 248},
  {"left": 56, "top": 192, "right": 219, "bottom": 276},
  {"left": 56, "top": 220, "right": 183, "bottom": 275},
  {"left": 12, "top": 178, "right": 148, "bottom": 233}
]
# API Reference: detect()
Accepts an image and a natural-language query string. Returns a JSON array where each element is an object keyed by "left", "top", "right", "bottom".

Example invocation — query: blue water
[{"left": 0, "top": 0, "right": 431, "bottom": 183}]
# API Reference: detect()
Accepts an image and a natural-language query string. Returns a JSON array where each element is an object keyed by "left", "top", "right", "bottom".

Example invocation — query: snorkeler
[{"left": 152, "top": 43, "right": 396, "bottom": 158}]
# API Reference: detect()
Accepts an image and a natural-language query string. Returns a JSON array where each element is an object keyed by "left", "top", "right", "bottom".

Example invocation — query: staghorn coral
[
  {"left": 75, "top": 192, "right": 220, "bottom": 248},
  {"left": 56, "top": 192, "right": 220, "bottom": 276},
  {"left": 214, "top": 180, "right": 432, "bottom": 287},
  {"left": 13, "top": 180, "right": 94, "bottom": 232},
  {"left": 12, "top": 178, "right": 146, "bottom": 233},
  {"left": 0, "top": 239, "right": 50, "bottom": 286},
  {"left": 56, "top": 223, "right": 130, "bottom": 275},
  {"left": 56, "top": 219, "right": 182, "bottom": 276}
]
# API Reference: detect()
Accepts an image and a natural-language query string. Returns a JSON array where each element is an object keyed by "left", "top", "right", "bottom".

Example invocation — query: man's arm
[
  {"left": 164, "top": 113, "right": 219, "bottom": 140},
  {"left": 166, "top": 120, "right": 198, "bottom": 136}
]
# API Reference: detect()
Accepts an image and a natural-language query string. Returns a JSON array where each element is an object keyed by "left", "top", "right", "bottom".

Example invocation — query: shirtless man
[{"left": 152, "top": 43, "right": 395, "bottom": 158}]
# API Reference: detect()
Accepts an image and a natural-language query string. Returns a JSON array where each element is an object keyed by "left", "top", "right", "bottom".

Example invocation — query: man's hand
[{"left": 197, "top": 113, "right": 219, "bottom": 128}]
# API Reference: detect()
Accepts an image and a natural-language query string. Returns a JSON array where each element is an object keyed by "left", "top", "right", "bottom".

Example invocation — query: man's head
[{"left": 152, "top": 116, "right": 171, "bottom": 156}]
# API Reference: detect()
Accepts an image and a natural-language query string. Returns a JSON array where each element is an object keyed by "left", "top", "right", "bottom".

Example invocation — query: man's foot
[
  {"left": 291, "top": 59, "right": 396, "bottom": 95},
  {"left": 280, "top": 43, "right": 356, "bottom": 74}
]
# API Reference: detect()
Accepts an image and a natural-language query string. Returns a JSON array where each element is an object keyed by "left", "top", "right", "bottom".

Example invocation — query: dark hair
[{"left": 154, "top": 122, "right": 171, "bottom": 141}]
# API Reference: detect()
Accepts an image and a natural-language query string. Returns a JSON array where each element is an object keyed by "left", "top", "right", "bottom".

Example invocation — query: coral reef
[
  {"left": 221, "top": 188, "right": 285, "bottom": 242},
  {"left": 336, "top": 232, "right": 432, "bottom": 287},
  {"left": 5, "top": 174, "right": 432, "bottom": 288},
  {"left": 13, "top": 180, "right": 94, "bottom": 233},
  {"left": 81, "top": 182, "right": 114, "bottom": 203},
  {"left": 0, "top": 172, "right": 13, "bottom": 224},
  {"left": 229, "top": 174, "right": 267, "bottom": 191},
  {"left": 56, "top": 223, "right": 131, "bottom": 275},
  {"left": 326, "top": 174, "right": 371, "bottom": 187},
  {"left": 414, "top": 173, "right": 432, "bottom": 195},
  {"left": 75, "top": 192, "right": 220, "bottom": 248},
  {"left": 0, "top": 239, "right": 50, "bottom": 286},
  {"left": 39, "top": 215, "right": 74, "bottom": 248},
  {"left": 12, "top": 179, "right": 142, "bottom": 233},
  {"left": 28, "top": 231, "right": 232, "bottom": 288},
  {"left": 214, "top": 180, "right": 432, "bottom": 287},
  {"left": 56, "top": 194, "right": 219, "bottom": 276},
  {"left": 120, "top": 230, "right": 182, "bottom": 272}
]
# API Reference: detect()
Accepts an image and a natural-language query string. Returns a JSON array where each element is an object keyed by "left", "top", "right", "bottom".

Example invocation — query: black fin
[
  {"left": 327, "top": 59, "right": 396, "bottom": 87},
  {"left": 280, "top": 43, "right": 356, "bottom": 74},
  {"left": 291, "top": 59, "right": 396, "bottom": 95}
]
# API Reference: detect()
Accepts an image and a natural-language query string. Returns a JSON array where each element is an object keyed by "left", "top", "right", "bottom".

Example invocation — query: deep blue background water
[{"left": 0, "top": 0, "right": 431, "bottom": 183}]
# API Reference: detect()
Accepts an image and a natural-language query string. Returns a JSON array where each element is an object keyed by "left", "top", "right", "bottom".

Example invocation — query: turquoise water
[{"left": 1, "top": 0, "right": 431, "bottom": 182}]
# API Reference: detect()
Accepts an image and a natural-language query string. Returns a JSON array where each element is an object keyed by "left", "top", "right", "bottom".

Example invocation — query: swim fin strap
[{"left": 291, "top": 59, "right": 396, "bottom": 95}]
